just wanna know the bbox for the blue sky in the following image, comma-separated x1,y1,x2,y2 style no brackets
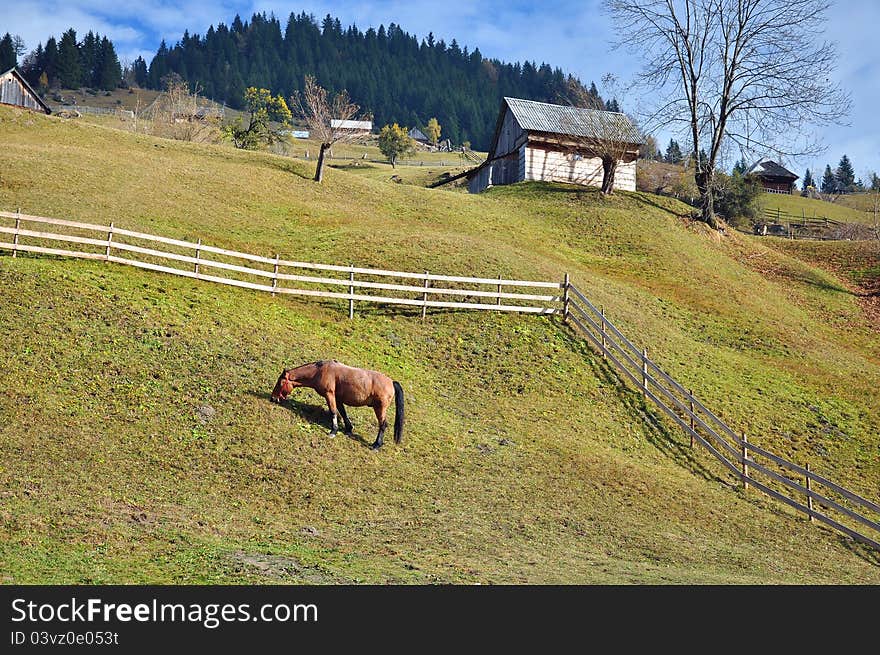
5,0,879,180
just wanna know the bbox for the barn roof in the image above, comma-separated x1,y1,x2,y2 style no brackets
503,97,642,145
330,119,372,130
0,66,51,114
747,158,799,180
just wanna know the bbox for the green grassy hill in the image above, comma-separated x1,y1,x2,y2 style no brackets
1,106,878,583
759,191,874,225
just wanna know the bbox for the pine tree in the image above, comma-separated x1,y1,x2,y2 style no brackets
0,33,16,70
821,164,837,194
43,37,59,87
97,36,121,90
80,31,99,87
131,56,148,87
56,28,82,88
665,139,683,164
801,168,814,196
835,154,855,193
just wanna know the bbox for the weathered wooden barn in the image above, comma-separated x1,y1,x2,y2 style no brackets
466,97,641,194
746,158,799,194
0,67,51,114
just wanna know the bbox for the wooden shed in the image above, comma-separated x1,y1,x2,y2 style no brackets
746,158,799,194
466,97,641,194
0,67,51,114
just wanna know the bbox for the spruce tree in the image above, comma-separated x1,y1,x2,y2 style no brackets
665,139,683,164
801,168,814,196
821,164,837,194
0,33,15,70
835,154,855,193
56,28,82,88
97,36,121,90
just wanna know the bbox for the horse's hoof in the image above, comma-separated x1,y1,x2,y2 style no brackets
370,443,382,451
328,432,337,439
344,431,353,438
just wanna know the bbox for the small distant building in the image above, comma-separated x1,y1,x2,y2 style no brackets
747,158,799,194
173,106,222,123
0,67,51,114
466,97,642,194
408,127,429,144
331,119,372,135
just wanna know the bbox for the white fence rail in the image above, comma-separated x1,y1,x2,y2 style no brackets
0,211,562,317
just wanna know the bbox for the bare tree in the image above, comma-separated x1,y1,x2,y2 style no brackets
606,0,851,228
561,74,643,195
144,73,220,143
293,75,371,182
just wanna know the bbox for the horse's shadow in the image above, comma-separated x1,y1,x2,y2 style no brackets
247,391,374,448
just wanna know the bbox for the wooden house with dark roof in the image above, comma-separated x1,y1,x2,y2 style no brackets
0,67,51,114
746,158,799,194
408,127,429,144
466,97,642,194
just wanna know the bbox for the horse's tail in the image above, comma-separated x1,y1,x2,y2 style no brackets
393,381,405,444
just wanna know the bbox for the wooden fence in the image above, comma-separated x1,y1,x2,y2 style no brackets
562,281,880,553
2,208,878,553
0,211,562,317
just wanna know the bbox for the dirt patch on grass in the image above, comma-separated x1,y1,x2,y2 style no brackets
228,551,342,584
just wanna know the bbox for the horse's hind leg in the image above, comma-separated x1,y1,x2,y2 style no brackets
338,403,353,436
371,403,388,450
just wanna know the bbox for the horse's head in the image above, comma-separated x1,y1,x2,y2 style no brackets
270,369,296,403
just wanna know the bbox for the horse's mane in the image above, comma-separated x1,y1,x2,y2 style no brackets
290,360,326,372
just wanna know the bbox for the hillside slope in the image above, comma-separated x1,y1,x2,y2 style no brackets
1,106,878,583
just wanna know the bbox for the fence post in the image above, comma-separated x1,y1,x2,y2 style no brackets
497,275,503,308
806,463,814,522
562,273,570,324
601,308,607,359
641,348,648,398
272,253,280,296
348,265,355,320
12,208,21,258
105,222,114,260
422,271,430,321
194,239,201,277
742,433,749,490
689,389,695,448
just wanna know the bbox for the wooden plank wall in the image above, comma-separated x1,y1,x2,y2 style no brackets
0,72,46,113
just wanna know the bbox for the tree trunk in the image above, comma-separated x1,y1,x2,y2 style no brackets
695,170,719,229
600,156,617,196
391,155,397,169
314,143,329,182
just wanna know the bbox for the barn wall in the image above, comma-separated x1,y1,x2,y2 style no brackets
524,147,637,192
483,110,525,188
0,72,47,113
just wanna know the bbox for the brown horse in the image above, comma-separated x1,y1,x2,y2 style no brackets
270,360,404,450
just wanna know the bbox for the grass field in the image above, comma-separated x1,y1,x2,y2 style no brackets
1,105,879,583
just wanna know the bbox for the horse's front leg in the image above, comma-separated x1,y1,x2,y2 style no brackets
338,403,354,437
325,392,339,438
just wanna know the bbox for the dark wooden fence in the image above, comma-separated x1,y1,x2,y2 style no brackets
562,279,880,552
